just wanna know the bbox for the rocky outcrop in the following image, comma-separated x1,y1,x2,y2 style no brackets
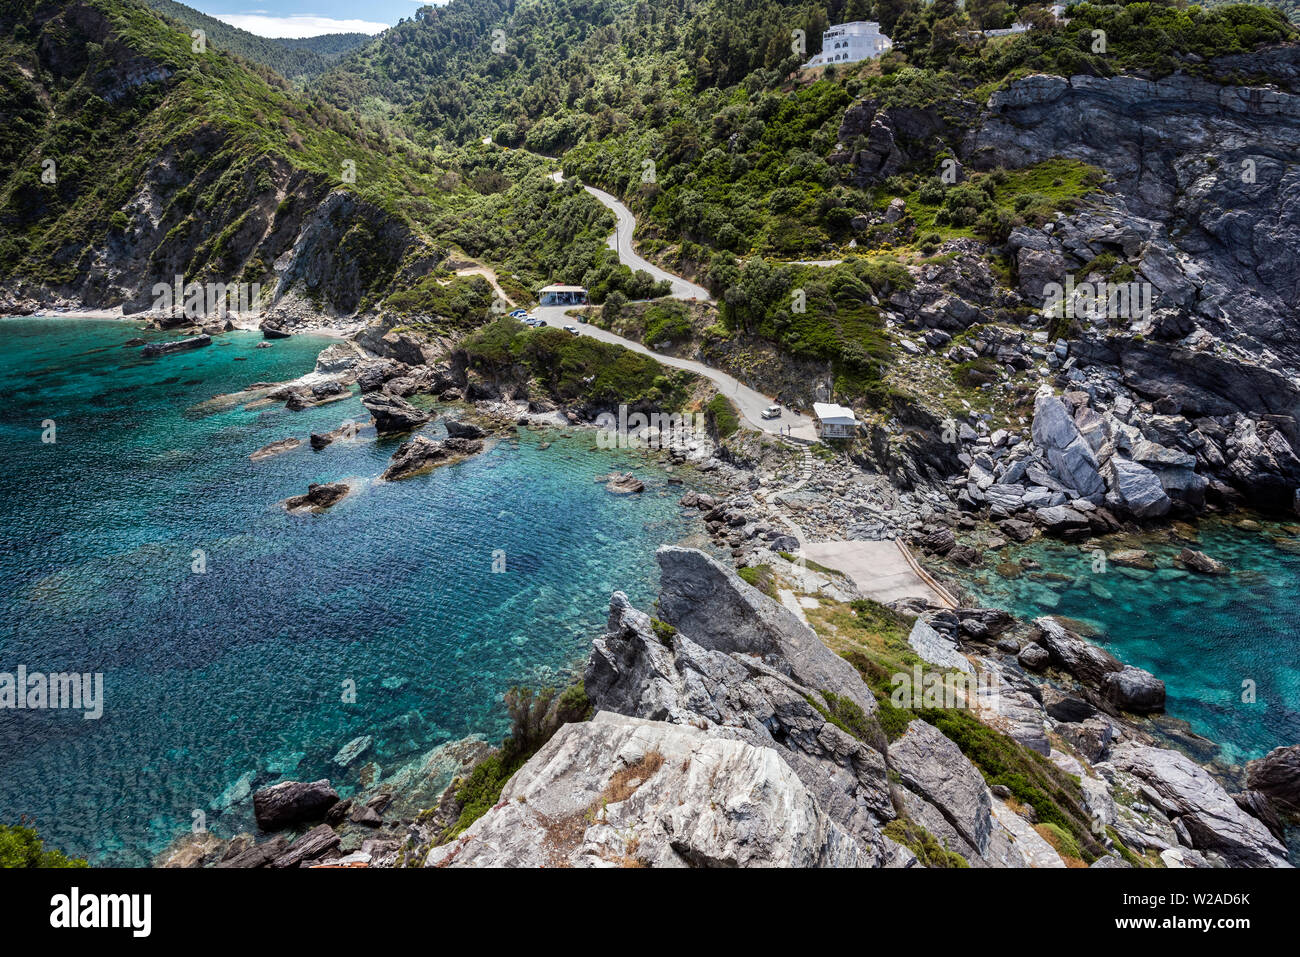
282,482,350,512
141,334,211,357
585,587,893,861
252,779,339,831
361,392,431,435
654,546,876,717
598,471,645,494
1107,743,1290,868
1031,617,1164,714
380,435,483,480
426,712,873,867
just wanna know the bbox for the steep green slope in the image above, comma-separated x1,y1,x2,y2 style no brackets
141,0,369,82
0,0,455,312
314,0,1294,276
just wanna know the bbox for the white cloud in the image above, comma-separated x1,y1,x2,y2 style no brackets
212,14,390,37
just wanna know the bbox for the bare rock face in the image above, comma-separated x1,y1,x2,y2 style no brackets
889,719,993,856
585,590,893,859
1108,743,1290,868
252,779,339,831
361,392,431,435
654,546,875,718
426,713,873,868
1032,391,1105,500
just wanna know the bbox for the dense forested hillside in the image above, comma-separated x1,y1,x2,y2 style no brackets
311,0,1293,275
142,0,368,81
0,0,685,315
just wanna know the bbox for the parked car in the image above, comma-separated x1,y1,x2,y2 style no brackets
760,405,782,420
564,325,580,335
509,309,529,319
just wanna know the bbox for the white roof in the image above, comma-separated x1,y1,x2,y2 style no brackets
813,402,857,425
539,284,586,293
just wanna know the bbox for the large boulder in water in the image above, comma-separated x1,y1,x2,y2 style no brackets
283,482,350,512
381,435,482,480
1246,744,1300,814
444,418,487,440
1101,665,1166,714
253,779,339,831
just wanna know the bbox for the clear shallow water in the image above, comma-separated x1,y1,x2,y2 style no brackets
958,520,1300,767
0,317,704,864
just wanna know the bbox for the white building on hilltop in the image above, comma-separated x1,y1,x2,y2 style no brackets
802,21,892,69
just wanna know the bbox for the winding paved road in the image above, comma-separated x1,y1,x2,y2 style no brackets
545,170,816,441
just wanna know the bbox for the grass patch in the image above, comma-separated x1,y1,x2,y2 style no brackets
737,564,777,598
882,817,969,868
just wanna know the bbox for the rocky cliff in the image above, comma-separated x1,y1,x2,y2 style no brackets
424,547,1293,868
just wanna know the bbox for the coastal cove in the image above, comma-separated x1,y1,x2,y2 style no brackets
0,316,711,865
950,519,1300,770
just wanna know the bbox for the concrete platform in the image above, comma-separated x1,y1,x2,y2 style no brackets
800,540,955,608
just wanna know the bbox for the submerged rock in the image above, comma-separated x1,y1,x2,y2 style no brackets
141,334,211,357
1177,547,1229,575
250,437,302,462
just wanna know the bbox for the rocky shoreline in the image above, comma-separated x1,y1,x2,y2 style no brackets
133,295,1298,868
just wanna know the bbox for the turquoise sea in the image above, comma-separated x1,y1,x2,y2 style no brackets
0,317,706,865
958,521,1300,769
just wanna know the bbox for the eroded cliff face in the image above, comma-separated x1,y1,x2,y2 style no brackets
968,63,1300,362
830,48,1300,515
424,547,1293,869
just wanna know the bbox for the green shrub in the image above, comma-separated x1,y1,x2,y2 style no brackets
882,817,969,868
0,824,87,868
706,393,740,439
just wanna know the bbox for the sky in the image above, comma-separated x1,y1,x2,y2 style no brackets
191,1,449,38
